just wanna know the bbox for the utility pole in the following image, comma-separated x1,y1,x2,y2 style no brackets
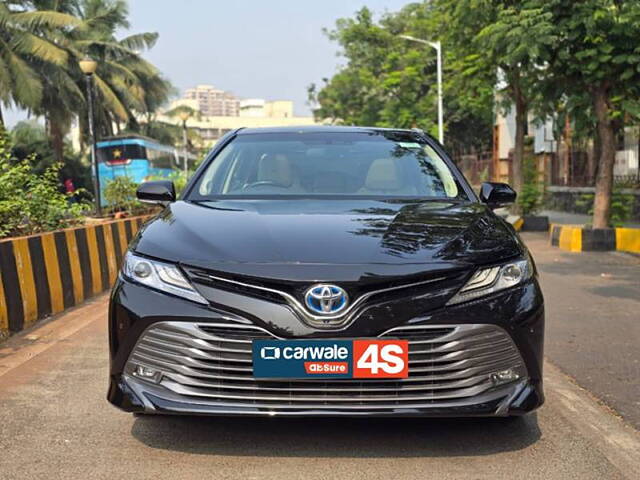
399,35,444,145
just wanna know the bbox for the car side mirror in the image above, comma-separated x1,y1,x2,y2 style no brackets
479,182,516,209
136,181,176,206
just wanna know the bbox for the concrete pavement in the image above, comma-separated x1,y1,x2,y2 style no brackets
1,238,640,479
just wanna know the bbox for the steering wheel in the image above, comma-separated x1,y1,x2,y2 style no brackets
242,180,290,190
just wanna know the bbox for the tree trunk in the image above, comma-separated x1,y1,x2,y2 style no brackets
590,127,600,185
592,85,617,229
0,104,4,129
48,120,65,164
512,84,527,198
563,114,572,185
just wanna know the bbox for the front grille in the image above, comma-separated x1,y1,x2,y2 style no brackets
185,266,468,310
183,267,470,330
125,322,526,411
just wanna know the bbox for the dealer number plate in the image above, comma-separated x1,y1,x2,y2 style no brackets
252,339,409,379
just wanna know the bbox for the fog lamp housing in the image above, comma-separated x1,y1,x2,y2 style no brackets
490,368,521,386
132,364,162,384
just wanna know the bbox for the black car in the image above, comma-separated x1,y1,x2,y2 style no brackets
108,126,544,417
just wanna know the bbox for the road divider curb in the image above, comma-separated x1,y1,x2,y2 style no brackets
0,215,151,339
506,215,523,231
549,224,640,254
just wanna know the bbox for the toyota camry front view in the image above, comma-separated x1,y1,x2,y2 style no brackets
107,126,544,417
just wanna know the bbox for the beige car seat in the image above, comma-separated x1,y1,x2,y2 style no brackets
255,153,305,192
358,157,417,195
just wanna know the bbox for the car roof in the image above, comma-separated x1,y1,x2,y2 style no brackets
236,125,423,136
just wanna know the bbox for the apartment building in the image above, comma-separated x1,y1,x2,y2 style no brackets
184,85,240,117
158,97,318,146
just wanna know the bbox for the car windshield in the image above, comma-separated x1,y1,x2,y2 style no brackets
189,131,467,200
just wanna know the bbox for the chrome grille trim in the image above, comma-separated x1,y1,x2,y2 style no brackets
125,321,527,410
192,272,453,328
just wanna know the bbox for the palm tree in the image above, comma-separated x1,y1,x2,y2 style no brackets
1,0,172,161
164,105,200,128
0,1,80,127
128,68,176,133
164,104,201,173
69,0,173,139
25,0,172,162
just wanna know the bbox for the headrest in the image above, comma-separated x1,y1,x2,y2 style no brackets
364,158,403,191
257,153,292,186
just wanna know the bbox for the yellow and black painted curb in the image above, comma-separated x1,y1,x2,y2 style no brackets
0,216,150,338
503,215,523,231
550,224,640,254
512,216,524,232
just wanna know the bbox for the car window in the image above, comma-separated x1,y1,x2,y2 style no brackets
192,132,465,199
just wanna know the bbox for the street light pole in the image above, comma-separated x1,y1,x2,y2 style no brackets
79,57,101,216
434,40,443,145
178,111,191,178
182,122,188,177
399,35,444,145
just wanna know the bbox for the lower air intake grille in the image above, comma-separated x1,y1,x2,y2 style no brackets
125,321,526,412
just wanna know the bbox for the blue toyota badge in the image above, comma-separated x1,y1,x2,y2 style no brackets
304,284,348,315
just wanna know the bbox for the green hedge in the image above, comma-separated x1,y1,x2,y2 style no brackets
0,128,86,239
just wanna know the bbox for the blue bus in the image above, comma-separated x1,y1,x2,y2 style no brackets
96,135,196,206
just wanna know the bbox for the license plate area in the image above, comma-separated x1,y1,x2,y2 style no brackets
252,339,408,379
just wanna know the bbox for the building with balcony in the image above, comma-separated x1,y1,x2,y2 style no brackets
184,85,240,117
157,97,318,146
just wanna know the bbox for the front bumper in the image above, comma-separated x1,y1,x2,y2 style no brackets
108,279,544,417
114,374,540,417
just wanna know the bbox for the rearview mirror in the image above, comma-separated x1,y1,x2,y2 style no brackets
479,182,516,209
136,181,176,205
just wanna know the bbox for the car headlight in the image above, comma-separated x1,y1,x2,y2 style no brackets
121,252,208,305
447,256,534,305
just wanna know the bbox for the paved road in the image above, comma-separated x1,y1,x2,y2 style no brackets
522,233,640,429
0,237,639,479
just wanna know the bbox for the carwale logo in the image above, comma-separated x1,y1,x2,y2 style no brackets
252,339,408,379
260,346,281,360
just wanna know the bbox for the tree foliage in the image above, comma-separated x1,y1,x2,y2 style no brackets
102,174,141,214
309,3,491,154
449,0,556,194
539,0,640,227
309,3,495,156
517,153,542,216
10,120,92,192
314,0,639,227
0,126,85,238
0,0,173,162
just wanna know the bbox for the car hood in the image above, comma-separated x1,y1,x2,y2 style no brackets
131,199,523,282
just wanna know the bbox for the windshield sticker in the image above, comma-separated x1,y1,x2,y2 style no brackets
396,142,422,149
